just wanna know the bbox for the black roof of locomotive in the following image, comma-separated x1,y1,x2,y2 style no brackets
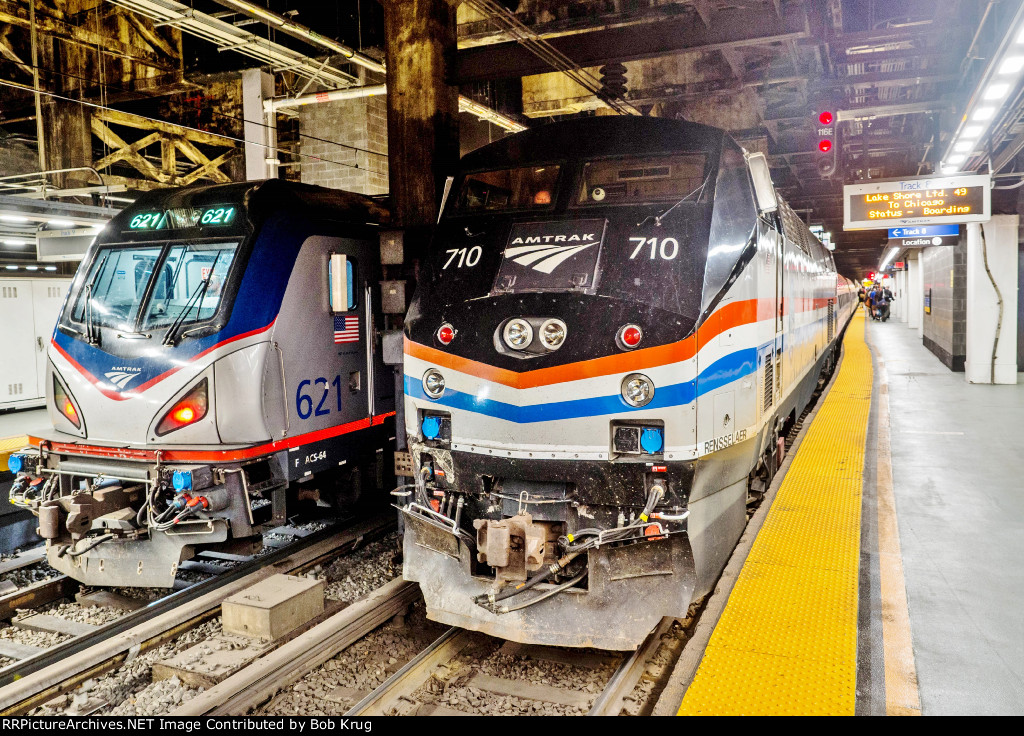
120,179,390,227
460,116,729,170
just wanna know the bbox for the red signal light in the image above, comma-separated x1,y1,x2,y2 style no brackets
819,111,834,125
818,140,832,153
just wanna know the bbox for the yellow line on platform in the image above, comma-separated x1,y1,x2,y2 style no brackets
679,312,872,716
0,435,28,469
874,355,922,716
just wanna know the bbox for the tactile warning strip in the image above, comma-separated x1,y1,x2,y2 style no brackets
0,435,28,471
679,311,871,715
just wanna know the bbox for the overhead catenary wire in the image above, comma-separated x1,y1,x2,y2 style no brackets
463,0,641,117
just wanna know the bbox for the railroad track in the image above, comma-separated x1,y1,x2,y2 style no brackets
171,571,687,718
0,511,396,715
342,618,678,716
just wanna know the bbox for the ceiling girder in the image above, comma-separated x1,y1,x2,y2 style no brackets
456,4,810,83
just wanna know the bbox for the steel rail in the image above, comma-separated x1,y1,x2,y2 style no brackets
0,511,394,714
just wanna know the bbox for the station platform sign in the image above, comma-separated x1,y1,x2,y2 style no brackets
844,174,990,231
887,225,959,239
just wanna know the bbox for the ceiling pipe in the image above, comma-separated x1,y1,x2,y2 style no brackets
223,0,527,133
264,84,387,112
263,83,526,133
210,0,386,74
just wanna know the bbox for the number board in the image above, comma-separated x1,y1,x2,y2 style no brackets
843,174,990,231
127,205,238,231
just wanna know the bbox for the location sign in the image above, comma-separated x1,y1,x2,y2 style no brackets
843,174,990,231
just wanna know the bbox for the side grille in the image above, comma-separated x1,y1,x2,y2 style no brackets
827,300,835,341
763,357,774,413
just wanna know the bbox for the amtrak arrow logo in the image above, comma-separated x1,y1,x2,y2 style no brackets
502,241,597,274
104,370,140,389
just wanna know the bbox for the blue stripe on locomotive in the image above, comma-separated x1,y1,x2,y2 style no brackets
406,348,758,423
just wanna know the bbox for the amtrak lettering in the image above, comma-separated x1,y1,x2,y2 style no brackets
494,219,607,293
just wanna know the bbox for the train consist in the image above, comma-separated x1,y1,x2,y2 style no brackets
399,117,857,649
7,180,397,587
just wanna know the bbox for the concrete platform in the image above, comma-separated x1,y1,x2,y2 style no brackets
870,317,1024,715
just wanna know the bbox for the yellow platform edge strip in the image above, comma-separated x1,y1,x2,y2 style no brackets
0,435,29,468
679,312,871,716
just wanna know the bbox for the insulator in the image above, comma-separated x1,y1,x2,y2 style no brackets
599,62,628,99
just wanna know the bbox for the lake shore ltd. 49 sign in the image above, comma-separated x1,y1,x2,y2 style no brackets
843,173,991,231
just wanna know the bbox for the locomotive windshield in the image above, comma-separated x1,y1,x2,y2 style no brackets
576,153,709,205
456,165,561,212
68,240,239,336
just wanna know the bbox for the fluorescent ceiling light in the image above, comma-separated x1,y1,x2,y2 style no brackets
879,247,898,271
44,266,56,271
973,107,996,121
962,125,985,138
947,154,967,164
24,266,38,271
48,219,75,228
1017,27,1024,43
984,83,1011,99
3,238,27,246
0,214,28,223
4,265,17,270
999,56,1024,74
954,141,974,152
941,165,960,174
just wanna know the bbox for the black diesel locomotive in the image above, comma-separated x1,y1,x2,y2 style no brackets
397,117,856,649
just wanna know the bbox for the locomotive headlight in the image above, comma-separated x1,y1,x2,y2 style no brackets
621,373,655,407
538,319,567,351
503,319,533,350
422,369,446,399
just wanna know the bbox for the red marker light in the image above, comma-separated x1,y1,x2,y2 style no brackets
819,111,834,125
172,406,196,423
53,376,81,429
437,323,455,345
156,380,209,436
819,140,833,153
618,324,643,349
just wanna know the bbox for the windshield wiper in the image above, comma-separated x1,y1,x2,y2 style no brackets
639,171,712,228
81,253,108,346
162,278,210,347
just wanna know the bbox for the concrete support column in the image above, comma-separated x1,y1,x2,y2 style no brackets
383,0,460,236
965,216,1019,384
907,252,923,334
241,69,277,181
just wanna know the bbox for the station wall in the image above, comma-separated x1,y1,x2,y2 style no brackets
299,75,389,195
920,237,967,371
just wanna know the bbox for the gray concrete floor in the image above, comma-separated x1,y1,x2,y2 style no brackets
867,319,1024,715
0,408,48,440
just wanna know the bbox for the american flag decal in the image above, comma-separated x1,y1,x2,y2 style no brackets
334,315,360,344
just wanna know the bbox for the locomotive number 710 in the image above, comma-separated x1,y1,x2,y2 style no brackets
629,237,679,260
